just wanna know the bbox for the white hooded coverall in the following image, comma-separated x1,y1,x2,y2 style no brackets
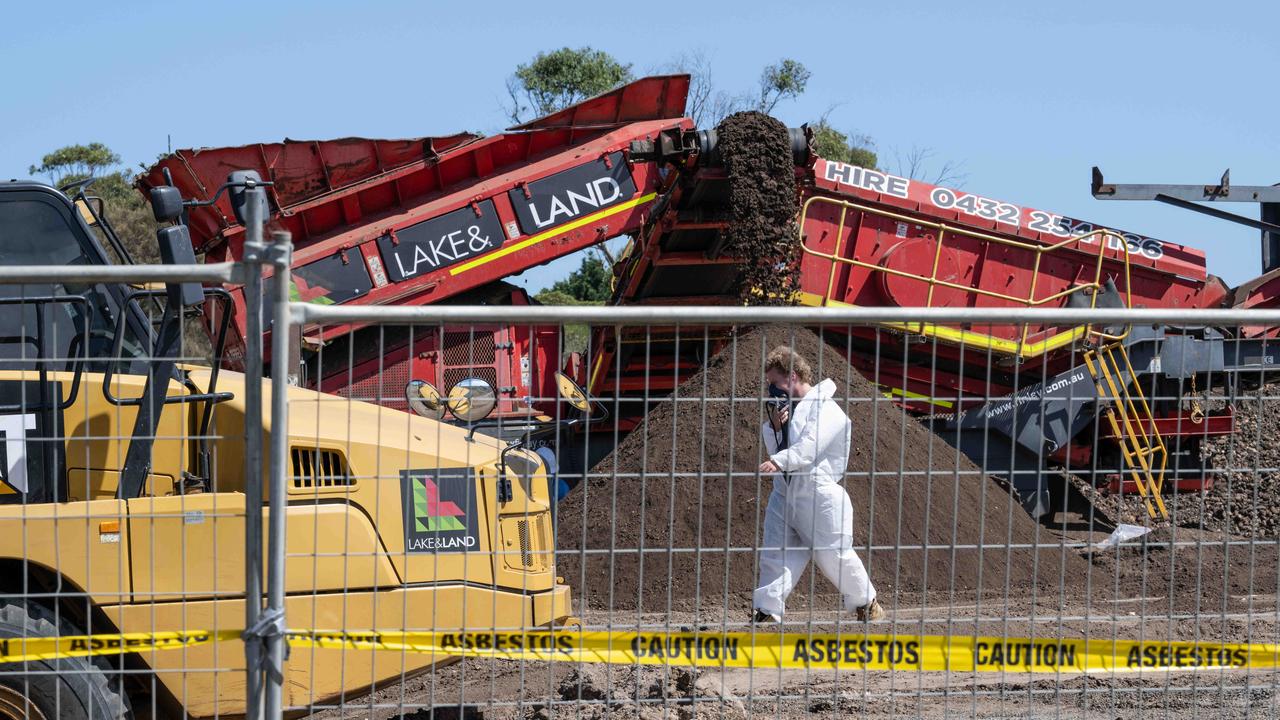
753,378,876,617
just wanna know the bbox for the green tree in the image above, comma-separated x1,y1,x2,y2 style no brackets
540,254,612,302
29,142,121,185
533,289,584,306
533,258,612,355
811,119,878,169
29,142,212,357
659,53,813,126
30,143,160,264
757,58,811,114
506,47,632,124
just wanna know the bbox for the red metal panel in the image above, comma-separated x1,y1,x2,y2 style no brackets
509,75,690,130
812,158,1211,283
1106,476,1213,494
795,158,1219,356
314,319,554,421
270,122,675,350
1100,408,1235,439
138,80,693,361
1229,266,1280,337
138,135,478,252
530,325,561,412
139,76,691,259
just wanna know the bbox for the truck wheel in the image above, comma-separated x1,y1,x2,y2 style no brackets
0,602,130,720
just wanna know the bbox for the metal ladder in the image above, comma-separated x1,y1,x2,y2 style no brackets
1084,340,1169,519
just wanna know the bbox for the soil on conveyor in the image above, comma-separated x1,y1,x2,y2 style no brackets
716,112,800,305
555,326,1093,614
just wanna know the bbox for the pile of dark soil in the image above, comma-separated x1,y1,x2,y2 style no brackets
1083,527,1279,613
716,112,799,305
555,326,1090,613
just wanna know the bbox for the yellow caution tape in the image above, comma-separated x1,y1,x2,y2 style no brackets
5,628,1277,674
0,630,239,663
290,630,1278,673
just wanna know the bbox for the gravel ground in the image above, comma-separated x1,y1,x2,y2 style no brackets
1068,383,1280,539
1198,383,1280,538
303,587,1280,720
304,658,1280,719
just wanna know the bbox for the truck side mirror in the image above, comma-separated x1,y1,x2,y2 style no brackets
149,186,185,222
405,379,445,420
227,170,267,226
156,225,205,308
75,197,105,226
447,378,497,423
555,371,593,415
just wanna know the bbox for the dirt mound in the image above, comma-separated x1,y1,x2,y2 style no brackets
717,112,799,305
1083,526,1280,612
556,665,745,720
556,326,1090,613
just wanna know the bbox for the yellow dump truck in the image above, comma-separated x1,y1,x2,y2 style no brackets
0,179,573,718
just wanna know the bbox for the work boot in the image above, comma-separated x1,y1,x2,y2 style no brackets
752,609,781,624
855,598,885,622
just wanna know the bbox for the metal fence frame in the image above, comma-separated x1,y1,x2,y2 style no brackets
6,250,1280,718
293,304,1280,327
285,301,1280,718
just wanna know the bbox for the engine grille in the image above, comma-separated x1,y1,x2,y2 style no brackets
517,519,532,567
443,367,498,391
499,515,548,572
335,354,413,410
290,448,353,489
443,331,496,365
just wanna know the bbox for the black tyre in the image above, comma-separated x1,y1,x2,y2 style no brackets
0,602,130,719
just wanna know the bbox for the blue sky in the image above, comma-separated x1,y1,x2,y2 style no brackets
3,0,1276,288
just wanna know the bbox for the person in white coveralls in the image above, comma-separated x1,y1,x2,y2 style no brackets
752,345,884,623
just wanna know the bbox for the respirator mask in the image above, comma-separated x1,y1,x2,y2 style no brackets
767,384,790,415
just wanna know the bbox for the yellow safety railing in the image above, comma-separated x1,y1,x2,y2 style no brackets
796,195,1136,359
796,195,1169,512
1083,341,1170,519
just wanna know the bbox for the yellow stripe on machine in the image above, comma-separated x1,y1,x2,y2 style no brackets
450,193,658,276
8,628,1278,674
794,291,1086,358
884,387,954,409
588,352,606,394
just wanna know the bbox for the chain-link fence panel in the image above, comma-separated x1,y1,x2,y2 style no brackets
270,304,1279,720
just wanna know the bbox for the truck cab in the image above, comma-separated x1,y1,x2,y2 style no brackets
0,180,572,719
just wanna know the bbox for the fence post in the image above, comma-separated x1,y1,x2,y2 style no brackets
264,230,293,719
241,190,267,720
